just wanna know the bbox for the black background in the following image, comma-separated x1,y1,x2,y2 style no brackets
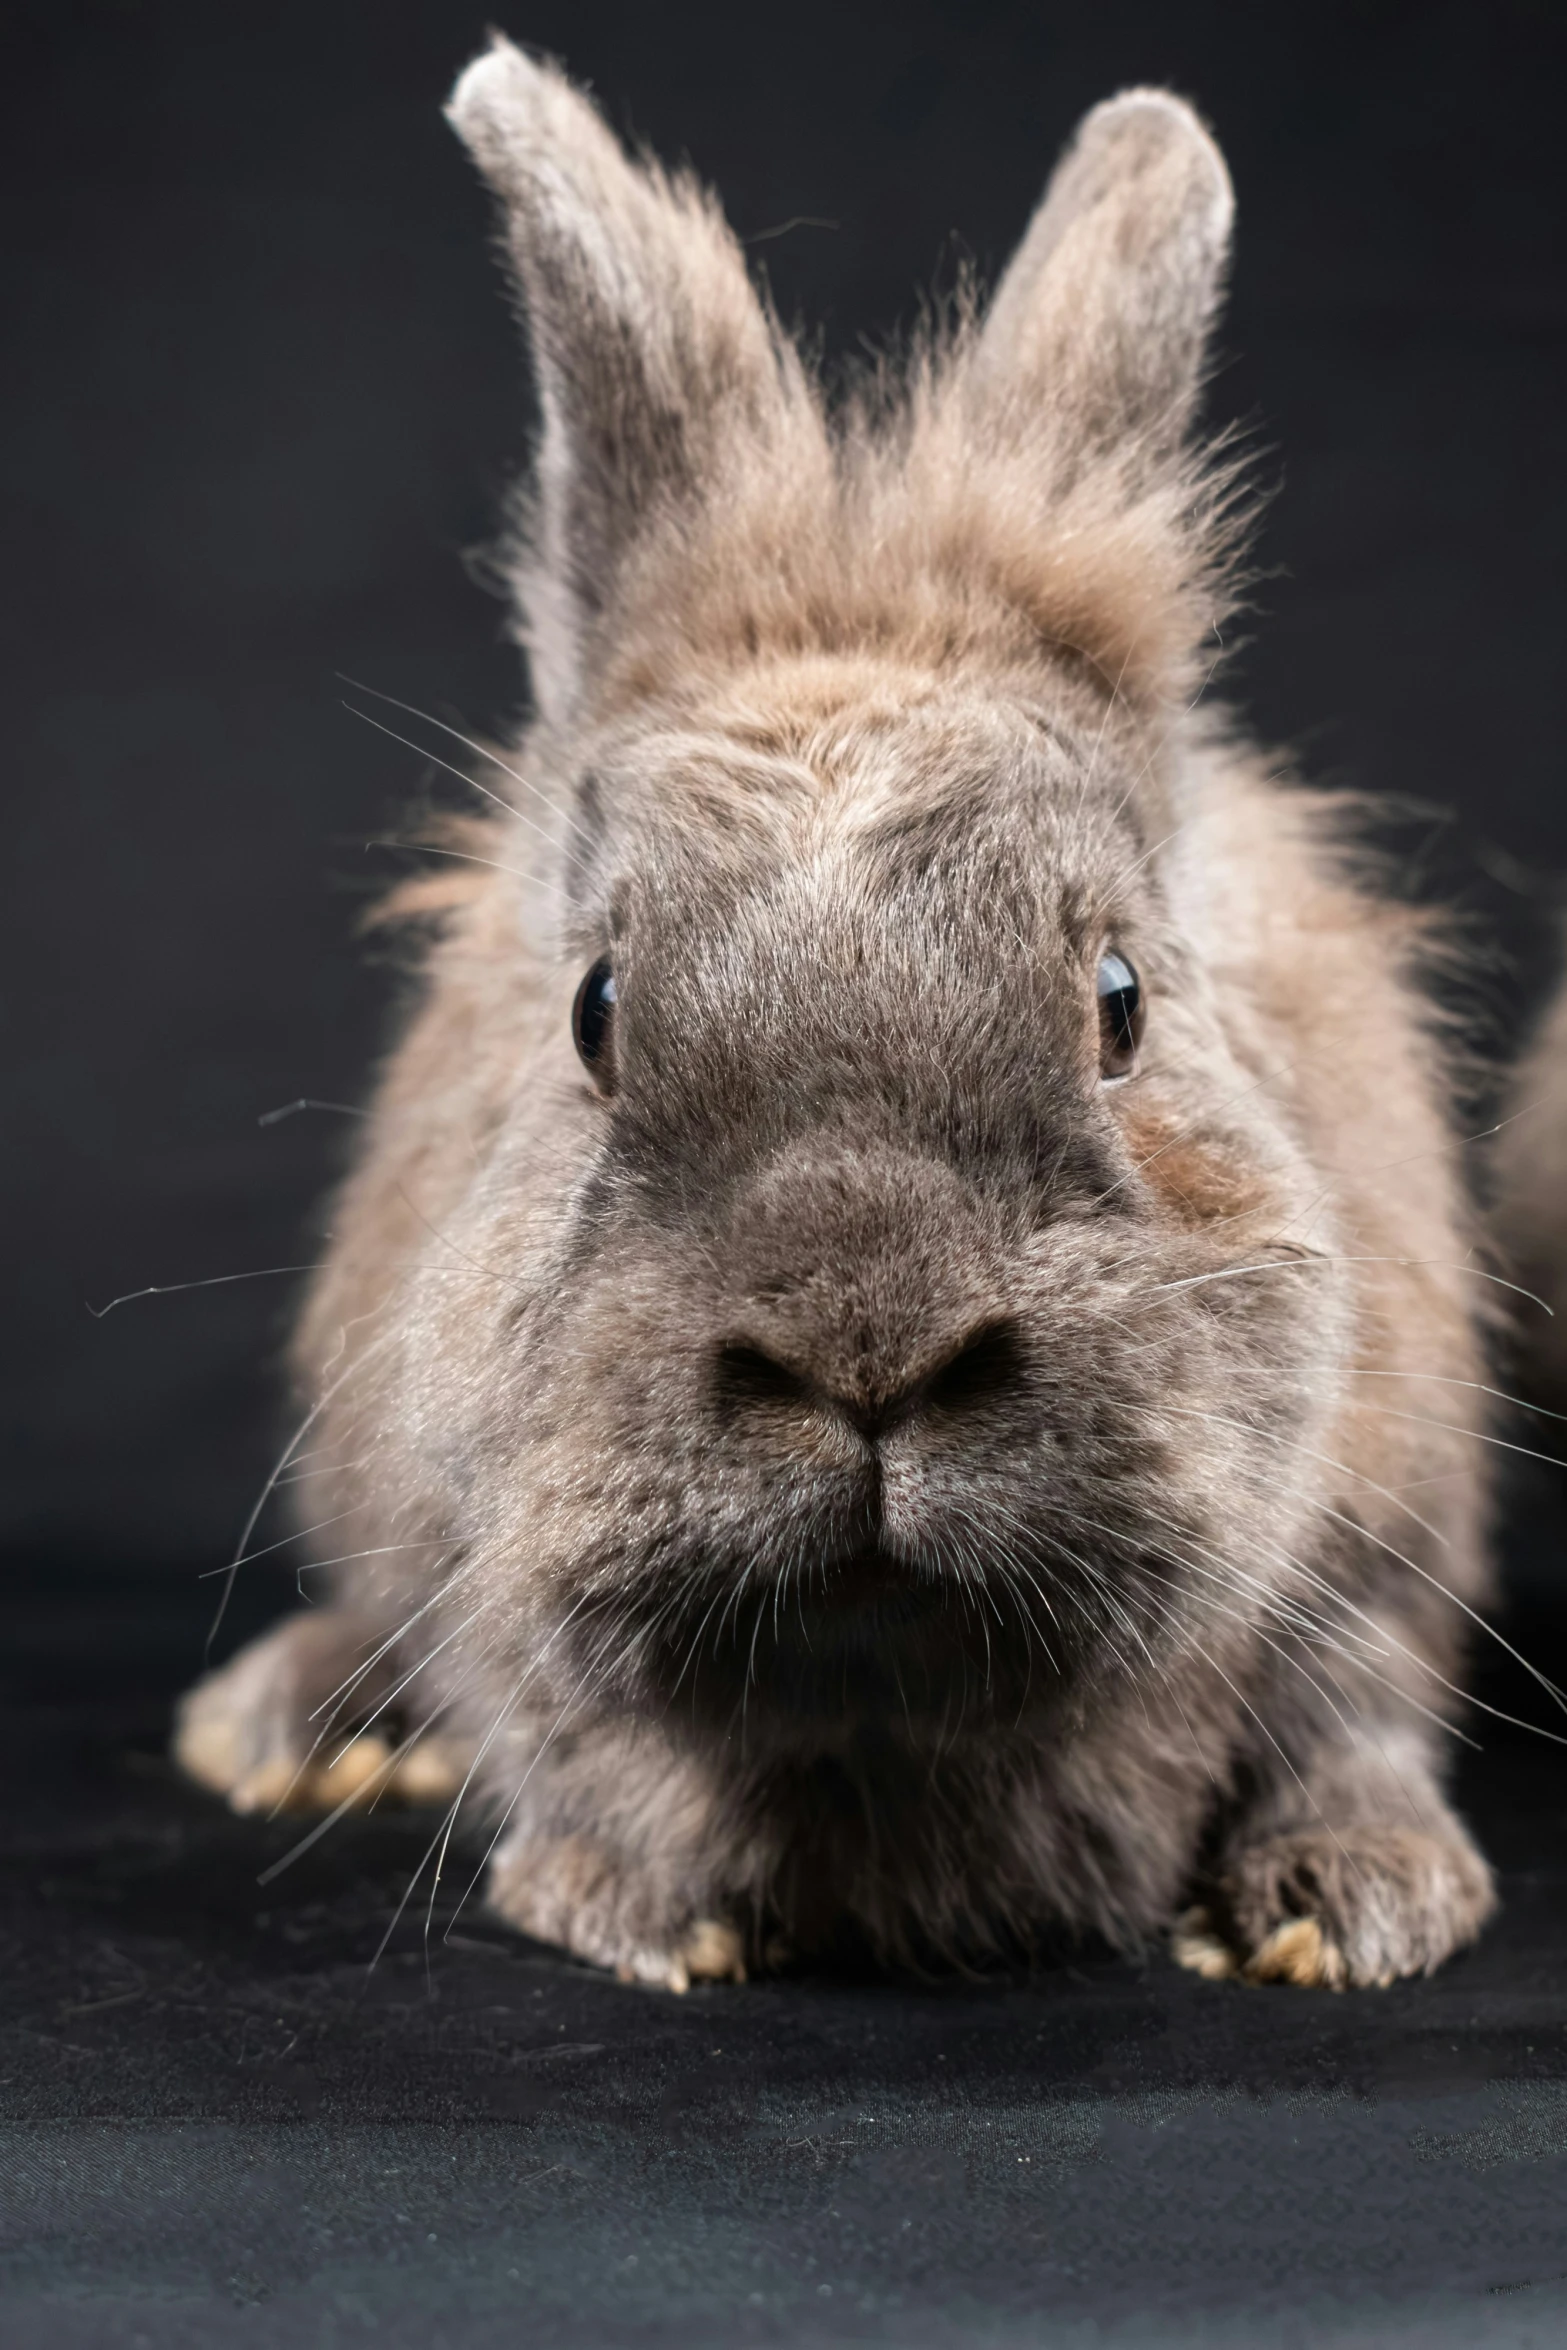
7,0,1567,1612
7,12,1567,2342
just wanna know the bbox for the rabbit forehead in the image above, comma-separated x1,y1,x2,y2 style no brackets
589,784,1159,1185
578,655,1156,914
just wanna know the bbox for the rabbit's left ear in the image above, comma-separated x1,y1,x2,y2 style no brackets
971,90,1233,472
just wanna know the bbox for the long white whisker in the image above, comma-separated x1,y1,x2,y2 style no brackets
207,1327,398,1658
369,836,548,889
199,1535,446,1585
365,1587,602,1968
87,1264,318,1317
337,673,595,846
343,701,561,857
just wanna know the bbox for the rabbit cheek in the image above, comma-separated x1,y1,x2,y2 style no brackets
1116,1113,1275,1234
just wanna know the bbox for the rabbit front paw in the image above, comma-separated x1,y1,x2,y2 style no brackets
173,1609,470,1816
1173,1823,1496,1990
487,1828,746,1991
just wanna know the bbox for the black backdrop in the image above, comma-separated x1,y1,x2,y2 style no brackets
7,0,1567,1628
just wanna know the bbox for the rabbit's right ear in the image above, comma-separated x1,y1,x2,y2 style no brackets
448,39,801,727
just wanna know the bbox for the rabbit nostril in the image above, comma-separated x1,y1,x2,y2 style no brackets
713,1341,810,1412
923,1319,1026,1414
714,1322,1024,1431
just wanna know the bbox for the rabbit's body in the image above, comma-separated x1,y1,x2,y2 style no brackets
177,44,1496,1989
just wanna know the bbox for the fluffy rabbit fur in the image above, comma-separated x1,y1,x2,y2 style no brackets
1497,971,1567,1400
177,38,1501,1992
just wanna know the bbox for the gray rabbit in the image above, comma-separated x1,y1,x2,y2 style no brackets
177,39,1498,1992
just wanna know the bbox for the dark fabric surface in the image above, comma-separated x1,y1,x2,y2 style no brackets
7,1555,1567,2347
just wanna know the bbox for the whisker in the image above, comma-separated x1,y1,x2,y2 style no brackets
1336,1398,1567,1475
438,1630,632,1947
391,1180,533,1301
87,1265,318,1317
257,1097,367,1126
198,1532,442,1583
195,1505,360,1576
207,1327,399,1658
1132,1552,1457,1824
1136,1251,1554,1321
255,1738,408,1885
336,673,595,847
368,836,548,889
305,1555,485,1731
1154,1401,1452,1546
366,1587,601,1968
286,1538,454,1586
1310,1494,1567,1722
343,701,559,857
1145,1595,1368,1886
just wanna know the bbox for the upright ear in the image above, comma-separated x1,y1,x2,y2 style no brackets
970,90,1233,474
448,39,802,727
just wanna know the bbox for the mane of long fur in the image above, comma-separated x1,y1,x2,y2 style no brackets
587,318,1251,723
511,291,1253,739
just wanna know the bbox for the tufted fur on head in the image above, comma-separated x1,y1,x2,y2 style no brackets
177,39,1500,1992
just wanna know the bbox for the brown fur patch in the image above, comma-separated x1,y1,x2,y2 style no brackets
1118,1103,1276,1230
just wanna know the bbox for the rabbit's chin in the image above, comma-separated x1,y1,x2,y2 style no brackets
594,1545,1075,1738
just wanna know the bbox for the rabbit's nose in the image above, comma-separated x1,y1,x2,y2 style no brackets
713,1317,1024,1439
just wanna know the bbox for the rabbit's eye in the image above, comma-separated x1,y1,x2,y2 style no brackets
572,959,617,1088
1097,950,1143,1080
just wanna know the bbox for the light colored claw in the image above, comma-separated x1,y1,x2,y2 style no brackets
1170,1904,1239,1981
230,1755,308,1815
231,1731,395,1816
315,1731,396,1807
681,1918,747,1983
1241,1915,1349,1991
387,1734,470,1807
614,1919,747,1994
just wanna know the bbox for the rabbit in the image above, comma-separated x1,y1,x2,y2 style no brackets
175,35,1503,1993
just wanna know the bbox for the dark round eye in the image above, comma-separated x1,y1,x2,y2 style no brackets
572,959,617,1086
1096,949,1144,1080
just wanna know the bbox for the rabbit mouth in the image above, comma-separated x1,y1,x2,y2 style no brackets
809,1545,943,1614
621,1540,1063,1735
